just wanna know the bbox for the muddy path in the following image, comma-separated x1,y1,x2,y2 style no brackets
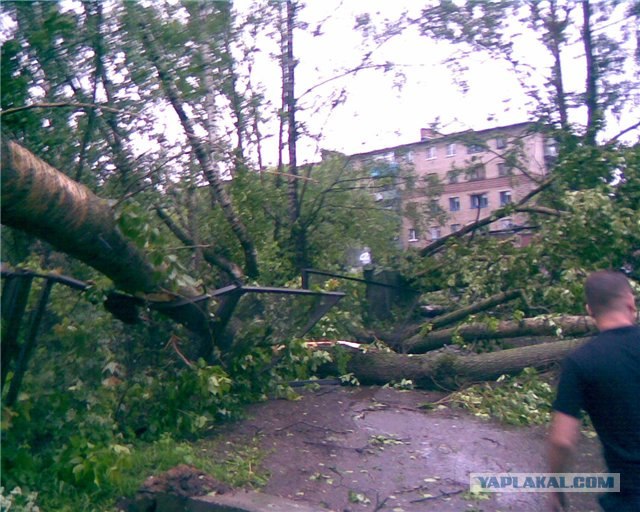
201,386,605,512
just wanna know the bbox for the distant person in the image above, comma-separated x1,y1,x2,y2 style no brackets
359,248,371,266
548,270,639,511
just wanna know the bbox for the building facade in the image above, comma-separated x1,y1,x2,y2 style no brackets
348,122,554,249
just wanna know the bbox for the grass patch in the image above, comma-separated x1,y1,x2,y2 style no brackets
21,434,269,512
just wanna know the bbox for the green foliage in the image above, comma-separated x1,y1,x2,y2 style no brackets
2,1,638,509
407,140,639,320
119,434,269,496
1,278,325,510
384,378,415,390
306,276,367,338
447,368,554,426
298,154,404,276
348,490,371,504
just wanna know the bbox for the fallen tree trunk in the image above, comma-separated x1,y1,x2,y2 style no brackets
326,338,588,390
401,315,595,354
499,336,560,349
1,137,157,294
396,289,523,345
0,137,216,344
426,290,523,330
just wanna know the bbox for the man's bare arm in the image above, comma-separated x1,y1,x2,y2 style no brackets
549,411,581,470
548,411,581,510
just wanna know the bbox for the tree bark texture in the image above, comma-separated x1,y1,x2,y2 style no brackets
401,315,596,354
285,0,309,272
338,338,587,390
1,137,158,294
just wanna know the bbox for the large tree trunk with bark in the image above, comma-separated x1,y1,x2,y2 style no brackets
1,137,218,356
331,338,587,390
582,0,599,145
1,137,158,294
400,315,596,354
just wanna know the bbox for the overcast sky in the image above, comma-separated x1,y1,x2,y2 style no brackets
1,0,636,167
237,0,637,165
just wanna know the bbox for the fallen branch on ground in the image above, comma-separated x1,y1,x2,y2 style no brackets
400,315,595,354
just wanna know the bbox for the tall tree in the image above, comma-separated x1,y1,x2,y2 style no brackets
415,0,639,142
128,3,260,279
284,0,309,272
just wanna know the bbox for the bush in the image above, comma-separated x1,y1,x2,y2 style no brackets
1,282,326,510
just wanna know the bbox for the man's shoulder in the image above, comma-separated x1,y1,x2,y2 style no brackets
567,325,640,367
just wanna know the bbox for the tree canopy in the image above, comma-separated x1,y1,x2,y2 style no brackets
1,1,638,510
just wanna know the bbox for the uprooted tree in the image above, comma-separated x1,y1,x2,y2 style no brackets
4,135,637,392
2,3,640,510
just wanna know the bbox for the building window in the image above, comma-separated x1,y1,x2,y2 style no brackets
497,162,512,176
451,223,461,233
380,151,395,162
430,227,441,240
544,140,558,157
467,165,486,181
426,147,436,160
467,143,484,154
500,190,512,206
446,143,456,157
470,193,489,209
449,196,460,212
500,218,514,230
447,171,458,184
495,137,507,149
408,228,418,242
429,199,441,214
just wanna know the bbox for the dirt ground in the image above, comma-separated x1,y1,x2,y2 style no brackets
199,385,606,512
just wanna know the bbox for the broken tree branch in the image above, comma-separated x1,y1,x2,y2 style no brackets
401,315,596,354
394,289,523,351
155,206,244,281
419,177,556,257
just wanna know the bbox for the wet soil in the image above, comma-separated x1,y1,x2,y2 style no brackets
202,385,606,512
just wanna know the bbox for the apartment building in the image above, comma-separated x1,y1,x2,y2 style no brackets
348,122,554,249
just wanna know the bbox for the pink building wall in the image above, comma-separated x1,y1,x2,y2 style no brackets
349,122,552,249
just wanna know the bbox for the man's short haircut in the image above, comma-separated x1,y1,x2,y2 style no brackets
585,270,633,316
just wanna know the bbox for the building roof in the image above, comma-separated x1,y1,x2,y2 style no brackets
348,121,536,160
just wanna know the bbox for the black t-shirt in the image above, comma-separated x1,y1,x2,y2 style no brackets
553,325,640,494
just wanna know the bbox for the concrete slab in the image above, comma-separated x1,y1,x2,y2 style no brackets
188,490,327,512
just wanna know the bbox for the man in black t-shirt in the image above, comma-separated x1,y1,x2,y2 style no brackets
548,270,639,511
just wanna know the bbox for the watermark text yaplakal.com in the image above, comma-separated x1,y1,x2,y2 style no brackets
470,473,620,493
